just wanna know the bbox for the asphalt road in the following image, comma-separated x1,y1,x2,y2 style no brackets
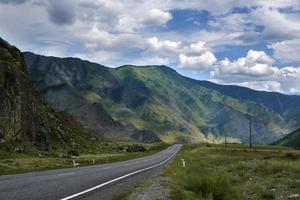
0,144,181,200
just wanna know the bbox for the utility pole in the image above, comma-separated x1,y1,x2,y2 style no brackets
224,131,227,148
249,117,252,149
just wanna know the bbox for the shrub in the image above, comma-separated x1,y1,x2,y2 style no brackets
261,191,275,200
283,152,298,160
67,150,79,156
183,172,239,200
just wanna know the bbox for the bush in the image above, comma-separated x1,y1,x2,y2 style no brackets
67,150,79,156
283,152,298,160
184,172,239,200
125,145,147,152
261,191,275,200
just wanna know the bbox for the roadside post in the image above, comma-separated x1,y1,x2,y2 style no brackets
73,160,79,167
181,158,186,168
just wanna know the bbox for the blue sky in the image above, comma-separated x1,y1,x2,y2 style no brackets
0,0,300,94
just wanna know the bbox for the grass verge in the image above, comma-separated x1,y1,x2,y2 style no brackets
0,142,169,176
165,144,300,200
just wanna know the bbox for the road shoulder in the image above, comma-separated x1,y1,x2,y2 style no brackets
116,160,172,200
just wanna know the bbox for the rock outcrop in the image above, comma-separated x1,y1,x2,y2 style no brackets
0,38,89,150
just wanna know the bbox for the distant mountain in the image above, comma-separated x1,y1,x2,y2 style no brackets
23,52,300,144
274,128,300,149
0,38,99,151
196,81,300,120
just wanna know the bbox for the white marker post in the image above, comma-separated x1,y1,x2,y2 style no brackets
93,159,95,164
181,158,186,168
73,160,79,167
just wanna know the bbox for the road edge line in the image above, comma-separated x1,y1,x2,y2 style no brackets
60,146,180,200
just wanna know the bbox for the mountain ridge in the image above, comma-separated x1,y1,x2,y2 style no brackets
274,127,300,148
23,52,300,144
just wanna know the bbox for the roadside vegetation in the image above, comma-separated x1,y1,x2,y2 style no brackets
0,142,168,176
165,144,300,200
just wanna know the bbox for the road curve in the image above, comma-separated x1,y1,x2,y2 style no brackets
0,144,181,200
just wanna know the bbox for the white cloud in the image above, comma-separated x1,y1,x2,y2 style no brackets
179,52,217,70
268,39,300,63
73,50,117,65
1,0,300,94
213,50,276,80
228,81,282,93
189,41,209,53
245,50,274,65
116,9,172,32
145,38,217,68
147,37,180,55
250,7,300,40
131,55,170,66
79,25,145,52
144,9,172,26
38,45,68,57
210,50,300,94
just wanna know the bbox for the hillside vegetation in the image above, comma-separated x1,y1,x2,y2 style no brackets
274,128,300,149
24,53,300,144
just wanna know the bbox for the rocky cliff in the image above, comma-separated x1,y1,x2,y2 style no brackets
0,38,93,150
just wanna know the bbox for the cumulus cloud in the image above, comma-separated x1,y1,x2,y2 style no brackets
268,39,300,63
189,41,210,53
81,25,144,49
177,40,216,69
144,9,172,26
147,37,180,55
250,7,300,41
116,9,172,32
212,50,275,80
211,50,300,94
179,52,217,70
1,0,300,93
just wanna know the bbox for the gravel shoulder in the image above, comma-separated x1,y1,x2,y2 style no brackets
115,156,176,200
127,175,171,200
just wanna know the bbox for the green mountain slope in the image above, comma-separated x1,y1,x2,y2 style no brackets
274,128,300,149
0,38,101,152
23,52,299,144
23,52,160,143
197,81,300,122
109,66,291,143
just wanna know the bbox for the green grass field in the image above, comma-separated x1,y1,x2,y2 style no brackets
165,144,300,200
0,143,168,176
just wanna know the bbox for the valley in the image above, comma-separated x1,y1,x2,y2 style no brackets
23,53,300,145
0,38,299,200
1,1,300,199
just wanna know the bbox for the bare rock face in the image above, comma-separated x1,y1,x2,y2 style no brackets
0,38,85,150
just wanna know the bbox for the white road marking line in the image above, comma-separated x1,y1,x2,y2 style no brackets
60,147,180,200
58,172,75,177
